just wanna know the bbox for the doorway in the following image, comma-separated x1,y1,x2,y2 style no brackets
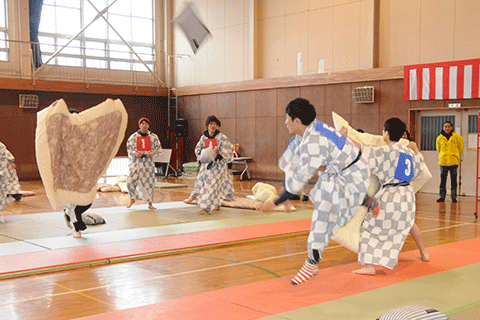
413,108,479,197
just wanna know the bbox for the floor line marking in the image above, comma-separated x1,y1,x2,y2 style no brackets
34,275,116,308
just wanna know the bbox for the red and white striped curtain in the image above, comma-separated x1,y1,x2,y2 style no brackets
404,58,480,101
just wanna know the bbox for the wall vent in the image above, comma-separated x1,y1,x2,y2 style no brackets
19,94,39,109
352,86,374,103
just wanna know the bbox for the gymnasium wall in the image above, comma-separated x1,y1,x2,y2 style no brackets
174,0,480,87
0,88,168,180
177,66,480,181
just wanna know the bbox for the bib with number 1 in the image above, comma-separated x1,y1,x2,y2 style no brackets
205,138,219,154
315,121,346,150
137,136,151,151
394,152,414,182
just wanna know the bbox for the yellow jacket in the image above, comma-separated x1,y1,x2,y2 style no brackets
436,131,464,166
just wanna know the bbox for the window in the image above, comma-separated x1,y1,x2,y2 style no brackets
0,0,8,62
38,0,155,71
420,116,455,151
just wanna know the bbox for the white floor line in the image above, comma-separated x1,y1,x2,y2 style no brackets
2,222,475,306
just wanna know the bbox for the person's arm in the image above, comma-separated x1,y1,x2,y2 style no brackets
458,134,464,156
147,134,162,158
126,134,141,159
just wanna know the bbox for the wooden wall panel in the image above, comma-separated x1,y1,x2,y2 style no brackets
0,89,167,179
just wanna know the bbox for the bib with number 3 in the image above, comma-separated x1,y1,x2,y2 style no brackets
394,152,414,182
137,136,151,152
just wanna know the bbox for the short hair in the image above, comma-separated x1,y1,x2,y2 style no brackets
69,109,80,114
384,118,406,142
444,121,453,126
285,98,316,125
205,115,221,128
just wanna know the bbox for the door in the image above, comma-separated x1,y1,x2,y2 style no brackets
415,109,477,197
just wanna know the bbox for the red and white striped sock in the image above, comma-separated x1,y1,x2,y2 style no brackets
291,260,318,285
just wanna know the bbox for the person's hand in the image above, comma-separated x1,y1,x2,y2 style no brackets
10,164,16,170
408,141,420,153
134,152,142,159
147,151,155,158
339,126,348,136
256,200,276,212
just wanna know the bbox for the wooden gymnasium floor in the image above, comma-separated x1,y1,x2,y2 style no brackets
0,177,479,320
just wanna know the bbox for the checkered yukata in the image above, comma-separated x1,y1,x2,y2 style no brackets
126,130,162,203
0,143,9,213
284,120,370,262
190,130,234,212
358,142,424,269
5,149,21,196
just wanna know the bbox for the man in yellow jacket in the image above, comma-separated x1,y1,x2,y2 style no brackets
436,121,464,203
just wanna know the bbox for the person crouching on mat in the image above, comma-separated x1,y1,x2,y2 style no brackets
256,98,370,285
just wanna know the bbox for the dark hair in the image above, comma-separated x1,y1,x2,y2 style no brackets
69,109,80,114
444,121,453,127
357,128,365,133
285,98,316,125
384,118,406,142
205,115,221,128
404,130,413,141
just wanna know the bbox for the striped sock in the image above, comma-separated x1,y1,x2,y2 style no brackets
291,260,318,285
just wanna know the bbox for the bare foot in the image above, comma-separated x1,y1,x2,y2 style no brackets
420,250,430,262
197,209,208,215
64,214,73,229
126,199,135,208
352,265,376,275
73,231,82,238
148,203,156,210
184,197,194,204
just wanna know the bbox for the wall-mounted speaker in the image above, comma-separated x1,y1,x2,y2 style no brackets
352,86,374,103
19,94,39,109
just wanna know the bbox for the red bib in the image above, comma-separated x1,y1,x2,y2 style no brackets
137,136,151,151
205,138,219,154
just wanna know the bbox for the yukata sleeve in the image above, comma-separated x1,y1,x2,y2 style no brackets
284,134,326,195
218,134,233,163
0,144,7,179
194,137,204,159
413,151,425,179
5,150,14,163
151,133,162,155
126,133,137,157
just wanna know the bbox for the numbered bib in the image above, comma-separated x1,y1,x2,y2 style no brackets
394,152,414,182
315,121,346,150
205,138,219,154
137,136,151,152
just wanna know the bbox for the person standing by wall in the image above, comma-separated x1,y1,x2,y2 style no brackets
126,117,162,210
436,121,464,203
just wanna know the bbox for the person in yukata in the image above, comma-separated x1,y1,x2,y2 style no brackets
126,117,162,210
184,115,234,214
5,149,23,202
59,109,93,238
257,98,371,285
0,142,10,223
353,118,425,275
